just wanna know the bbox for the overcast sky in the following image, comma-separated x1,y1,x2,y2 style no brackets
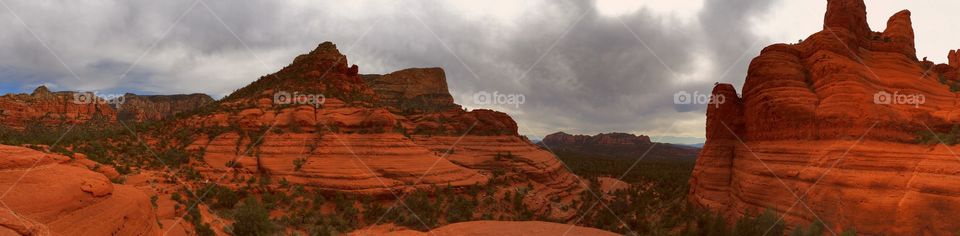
1,0,958,144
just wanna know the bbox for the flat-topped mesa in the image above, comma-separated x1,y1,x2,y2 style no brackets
541,131,699,160
363,67,459,114
118,93,215,120
542,132,652,146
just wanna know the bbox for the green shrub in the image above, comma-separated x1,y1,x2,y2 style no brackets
293,158,307,171
916,125,960,145
232,198,277,236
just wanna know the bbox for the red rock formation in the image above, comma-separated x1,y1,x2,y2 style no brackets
175,42,586,220
542,132,699,160
543,132,652,146
363,68,458,114
949,49,959,68
0,86,117,129
0,145,159,235
689,0,960,234
0,86,215,128
118,93,214,120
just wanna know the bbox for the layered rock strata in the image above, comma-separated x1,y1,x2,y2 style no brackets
689,0,960,234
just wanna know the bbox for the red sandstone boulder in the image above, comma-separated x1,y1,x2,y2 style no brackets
0,145,159,235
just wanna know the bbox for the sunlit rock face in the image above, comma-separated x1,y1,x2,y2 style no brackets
173,42,587,220
689,0,960,234
0,145,160,235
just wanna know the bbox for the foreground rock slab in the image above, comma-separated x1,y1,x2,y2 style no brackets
0,145,159,235
350,221,620,236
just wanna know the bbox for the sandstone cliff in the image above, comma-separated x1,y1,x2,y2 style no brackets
362,68,459,114
118,93,215,121
688,0,960,234
173,42,586,220
0,86,216,128
0,86,117,129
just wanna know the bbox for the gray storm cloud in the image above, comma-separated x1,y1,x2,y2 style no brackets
0,0,783,143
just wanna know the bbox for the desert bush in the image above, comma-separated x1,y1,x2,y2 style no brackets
232,198,277,236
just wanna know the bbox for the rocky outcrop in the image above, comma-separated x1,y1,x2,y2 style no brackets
0,87,216,128
543,132,652,146
0,86,117,129
118,93,214,120
689,0,960,234
0,145,159,235
950,49,959,68
363,68,459,114
175,42,585,219
542,132,699,160
823,0,870,38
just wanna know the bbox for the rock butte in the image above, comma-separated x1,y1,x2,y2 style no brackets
0,145,159,235
542,132,699,159
119,93,215,121
688,0,960,234
173,42,588,220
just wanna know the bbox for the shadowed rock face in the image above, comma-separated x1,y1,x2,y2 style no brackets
175,42,586,220
362,67,459,114
688,0,960,234
118,93,215,121
543,132,652,146
541,132,699,160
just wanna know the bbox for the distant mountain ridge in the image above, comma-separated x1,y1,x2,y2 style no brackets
0,85,214,129
541,132,699,160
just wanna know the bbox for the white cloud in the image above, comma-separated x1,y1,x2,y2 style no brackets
5,1,953,143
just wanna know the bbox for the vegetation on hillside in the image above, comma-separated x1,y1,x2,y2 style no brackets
553,150,857,235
